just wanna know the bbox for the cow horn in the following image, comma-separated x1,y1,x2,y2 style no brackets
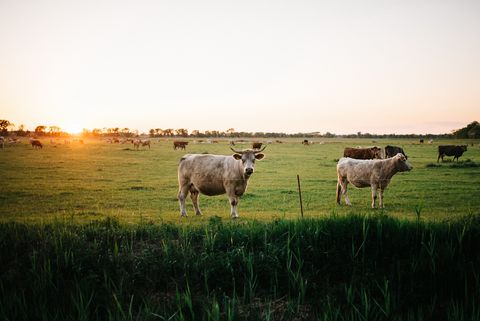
230,147,244,154
255,146,267,153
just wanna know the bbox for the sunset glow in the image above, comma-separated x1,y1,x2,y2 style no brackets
1,0,479,134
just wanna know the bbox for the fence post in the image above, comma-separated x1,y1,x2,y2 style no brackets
297,174,304,218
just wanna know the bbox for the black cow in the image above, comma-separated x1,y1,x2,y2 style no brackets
437,145,467,162
385,145,407,159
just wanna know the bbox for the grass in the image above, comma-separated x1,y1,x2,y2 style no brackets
1,214,480,320
0,138,479,223
1,138,480,319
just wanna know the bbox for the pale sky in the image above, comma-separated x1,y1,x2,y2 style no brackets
1,0,479,134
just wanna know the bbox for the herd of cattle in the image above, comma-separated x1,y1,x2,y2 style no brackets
176,143,471,218
0,135,475,218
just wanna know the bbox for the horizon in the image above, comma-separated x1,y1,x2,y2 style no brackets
1,0,479,135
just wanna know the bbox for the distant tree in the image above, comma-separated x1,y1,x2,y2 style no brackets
190,129,200,137
16,124,27,136
324,132,335,138
92,128,102,136
452,121,480,139
0,120,13,136
35,125,47,136
226,128,235,137
49,126,61,136
164,128,174,136
149,129,155,137
155,128,163,137
175,128,188,137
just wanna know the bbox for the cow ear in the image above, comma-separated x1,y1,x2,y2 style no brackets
233,153,242,160
255,153,265,160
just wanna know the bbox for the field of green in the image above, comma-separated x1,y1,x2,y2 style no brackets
1,137,480,320
1,137,479,223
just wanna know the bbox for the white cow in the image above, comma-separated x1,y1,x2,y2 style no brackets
336,153,412,208
177,147,266,218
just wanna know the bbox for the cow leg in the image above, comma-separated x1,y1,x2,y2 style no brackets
229,196,240,218
339,178,351,206
177,183,190,217
189,187,202,216
371,185,377,208
379,187,385,208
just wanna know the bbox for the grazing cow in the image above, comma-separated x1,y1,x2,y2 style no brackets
132,139,150,150
252,142,262,150
141,140,151,149
336,153,412,208
177,147,266,218
173,141,188,150
302,139,309,145
419,139,424,144
343,147,382,159
385,145,408,159
30,139,43,149
437,145,467,162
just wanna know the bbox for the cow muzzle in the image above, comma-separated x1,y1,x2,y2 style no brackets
245,168,254,176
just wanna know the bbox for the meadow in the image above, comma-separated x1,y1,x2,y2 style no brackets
0,137,479,223
1,137,480,320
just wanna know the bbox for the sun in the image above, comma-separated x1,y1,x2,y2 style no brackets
63,123,84,135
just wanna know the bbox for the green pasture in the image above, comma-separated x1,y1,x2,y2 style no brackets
0,138,479,223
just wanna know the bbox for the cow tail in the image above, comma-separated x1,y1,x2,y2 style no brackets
336,180,341,204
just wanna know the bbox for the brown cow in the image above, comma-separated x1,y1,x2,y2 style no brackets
174,141,189,150
343,147,382,159
252,142,262,149
30,139,43,149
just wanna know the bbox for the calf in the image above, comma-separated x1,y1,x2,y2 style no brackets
437,145,467,162
343,147,382,159
336,153,412,208
177,147,266,218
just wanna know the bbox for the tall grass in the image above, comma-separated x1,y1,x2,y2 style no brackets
1,214,480,320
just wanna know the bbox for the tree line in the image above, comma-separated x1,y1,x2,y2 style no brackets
1,119,479,139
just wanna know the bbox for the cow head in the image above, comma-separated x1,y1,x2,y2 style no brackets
231,146,266,177
461,145,468,151
371,147,383,159
394,153,412,172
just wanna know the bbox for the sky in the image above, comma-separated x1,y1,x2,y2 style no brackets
0,0,479,135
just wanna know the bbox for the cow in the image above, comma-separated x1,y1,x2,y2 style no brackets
30,139,43,149
302,139,309,145
343,147,382,159
174,141,188,150
336,153,412,208
419,139,424,144
252,142,262,150
131,139,149,150
385,145,407,159
437,145,467,162
141,139,151,149
177,146,266,218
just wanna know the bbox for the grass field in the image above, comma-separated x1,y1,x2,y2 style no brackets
1,137,480,320
1,137,479,223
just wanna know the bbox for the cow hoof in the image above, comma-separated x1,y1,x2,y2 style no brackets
195,212,202,216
